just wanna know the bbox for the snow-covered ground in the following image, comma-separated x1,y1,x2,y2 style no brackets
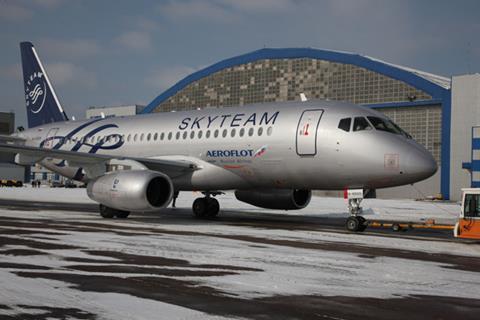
0,187,476,319
0,186,461,223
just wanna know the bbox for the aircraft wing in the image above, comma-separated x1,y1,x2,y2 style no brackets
0,143,198,178
0,135,26,144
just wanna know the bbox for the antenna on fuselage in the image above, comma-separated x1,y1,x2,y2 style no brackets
100,112,105,119
300,93,308,102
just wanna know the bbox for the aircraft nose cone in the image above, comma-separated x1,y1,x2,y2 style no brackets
405,148,437,181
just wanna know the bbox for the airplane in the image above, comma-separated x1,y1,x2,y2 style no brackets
0,42,437,232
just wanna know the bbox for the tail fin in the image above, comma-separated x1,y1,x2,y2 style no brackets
20,41,69,128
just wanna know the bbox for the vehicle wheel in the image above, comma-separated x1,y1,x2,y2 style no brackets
99,204,115,218
192,198,207,218
206,198,220,218
346,216,362,232
115,210,130,219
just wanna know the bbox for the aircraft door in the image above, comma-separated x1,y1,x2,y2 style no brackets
296,109,324,156
43,128,58,149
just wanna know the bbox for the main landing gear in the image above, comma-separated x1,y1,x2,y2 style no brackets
192,192,222,219
345,191,367,232
99,204,130,219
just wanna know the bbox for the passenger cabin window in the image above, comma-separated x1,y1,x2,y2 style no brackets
464,194,480,218
353,117,372,132
338,118,351,132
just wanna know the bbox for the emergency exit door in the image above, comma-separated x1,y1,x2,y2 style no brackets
296,109,324,156
43,128,58,149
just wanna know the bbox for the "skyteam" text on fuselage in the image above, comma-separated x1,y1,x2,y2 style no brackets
178,111,279,130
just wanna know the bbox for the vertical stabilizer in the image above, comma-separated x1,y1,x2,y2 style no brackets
20,41,68,128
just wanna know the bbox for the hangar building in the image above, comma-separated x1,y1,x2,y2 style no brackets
141,48,480,200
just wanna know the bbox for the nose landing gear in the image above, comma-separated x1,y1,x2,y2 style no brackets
345,189,367,232
192,192,222,219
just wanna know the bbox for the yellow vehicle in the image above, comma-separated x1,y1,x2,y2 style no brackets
0,179,23,187
454,188,480,240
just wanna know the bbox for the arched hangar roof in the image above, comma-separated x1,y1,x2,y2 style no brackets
142,47,451,114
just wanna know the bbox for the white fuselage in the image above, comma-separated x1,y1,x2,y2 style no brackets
17,100,437,191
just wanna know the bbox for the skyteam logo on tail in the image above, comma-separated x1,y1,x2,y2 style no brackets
25,72,47,114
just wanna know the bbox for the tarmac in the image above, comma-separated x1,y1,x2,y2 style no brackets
0,196,480,319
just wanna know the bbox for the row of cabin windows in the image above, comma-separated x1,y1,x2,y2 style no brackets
62,126,273,145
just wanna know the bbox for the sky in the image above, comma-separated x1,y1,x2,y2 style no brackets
1,0,479,127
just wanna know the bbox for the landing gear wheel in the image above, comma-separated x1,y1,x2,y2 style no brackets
357,216,367,232
206,198,220,218
346,216,366,232
115,210,130,219
192,197,220,219
99,205,130,219
193,198,208,218
99,204,115,219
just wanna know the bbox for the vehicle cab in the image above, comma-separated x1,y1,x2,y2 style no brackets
454,188,480,239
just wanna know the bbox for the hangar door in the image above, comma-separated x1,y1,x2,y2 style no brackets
296,109,324,156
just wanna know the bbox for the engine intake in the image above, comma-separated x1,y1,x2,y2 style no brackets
87,170,173,212
235,189,311,210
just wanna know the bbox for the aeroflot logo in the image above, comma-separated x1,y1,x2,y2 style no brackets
179,111,279,130
207,145,268,158
207,149,254,157
25,72,47,114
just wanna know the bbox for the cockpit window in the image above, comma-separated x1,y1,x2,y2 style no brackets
367,116,412,139
389,121,413,139
353,117,372,132
338,118,351,132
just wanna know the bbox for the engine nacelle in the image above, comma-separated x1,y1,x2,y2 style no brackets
87,170,173,212
235,189,312,210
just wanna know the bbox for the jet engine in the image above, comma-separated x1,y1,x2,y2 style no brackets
235,189,311,210
87,170,173,212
